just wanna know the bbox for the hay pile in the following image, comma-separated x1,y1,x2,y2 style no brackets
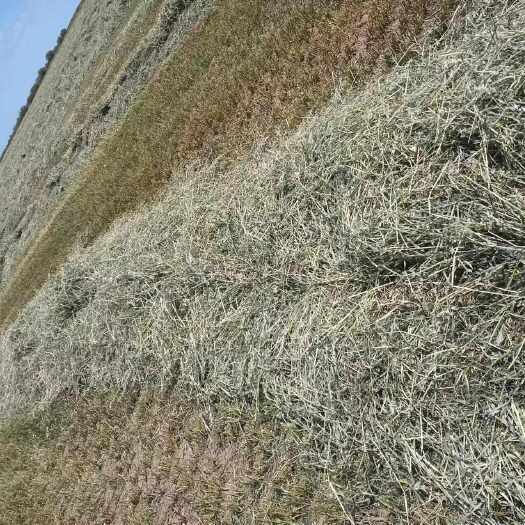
1,0,524,521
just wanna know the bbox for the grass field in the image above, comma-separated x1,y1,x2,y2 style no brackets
1,0,524,521
65,0,165,129
0,0,454,331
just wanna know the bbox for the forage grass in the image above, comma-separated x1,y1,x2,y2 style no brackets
1,0,524,521
0,0,454,331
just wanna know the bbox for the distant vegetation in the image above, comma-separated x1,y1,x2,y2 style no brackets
0,28,67,162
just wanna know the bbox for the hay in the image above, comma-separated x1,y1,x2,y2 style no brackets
1,0,524,521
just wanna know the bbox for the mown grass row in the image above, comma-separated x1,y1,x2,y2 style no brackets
66,0,164,130
1,0,524,521
0,0,454,331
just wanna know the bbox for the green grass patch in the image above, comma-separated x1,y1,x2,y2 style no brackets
0,404,71,525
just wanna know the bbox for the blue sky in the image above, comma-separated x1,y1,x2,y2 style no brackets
0,0,79,152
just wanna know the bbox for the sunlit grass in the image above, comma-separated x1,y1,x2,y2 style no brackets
2,0,524,521
0,0,452,330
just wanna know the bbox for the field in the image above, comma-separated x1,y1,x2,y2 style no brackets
1,0,524,523
0,0,453,329
0,0,212,298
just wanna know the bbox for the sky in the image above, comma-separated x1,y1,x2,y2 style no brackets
0,0,79,152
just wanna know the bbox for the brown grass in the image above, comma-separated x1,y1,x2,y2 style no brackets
0,0,455,331
0,393,346,524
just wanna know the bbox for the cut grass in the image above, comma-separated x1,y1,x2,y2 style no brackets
0,0,454,331
67,0,164,130
0,392,346,524
1,0,524,521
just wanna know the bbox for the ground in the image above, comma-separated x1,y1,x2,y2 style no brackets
1,0,524,523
